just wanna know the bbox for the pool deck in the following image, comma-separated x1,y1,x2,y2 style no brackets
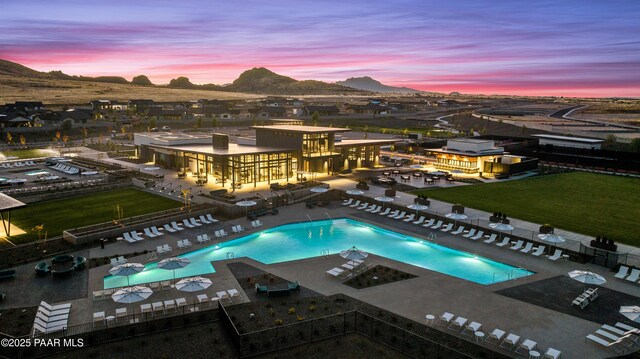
3,201,639,358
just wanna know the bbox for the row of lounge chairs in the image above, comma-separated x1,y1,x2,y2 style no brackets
121,215,219,244
0,160,37,168
614,266,640,283
93,280,176,300
572,288,598,309
33,301,72,334
109,256,127,266
326,259,368,279
156,244,173,255
436,311,561,358
49,162,80,175
586,322,639,354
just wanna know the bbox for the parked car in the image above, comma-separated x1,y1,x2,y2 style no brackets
161,126,171,131
150,127,159,132
372,176,397,185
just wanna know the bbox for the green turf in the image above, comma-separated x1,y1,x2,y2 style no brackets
0,149,52,159
10,188,181,243
413,172,640,246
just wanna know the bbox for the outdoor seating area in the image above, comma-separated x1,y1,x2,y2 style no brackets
586,322,640,354
33,301,72,334
326,259,369,279
255,281,301,297
49,162,80,175
119,215,219,243
572,288,599,309
0,160,38,168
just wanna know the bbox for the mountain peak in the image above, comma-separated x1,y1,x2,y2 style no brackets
336,76,420,93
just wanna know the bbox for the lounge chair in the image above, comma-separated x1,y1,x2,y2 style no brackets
36,312,69,323
110,258,119,266
254,219,264,227
156,245,167,255
461,321,482,336
197,235,210,244
441,223,454,232
342,198,353,206
227,289,241,301
115,308,127,321
547,249,563,261
403,214,416,222
326,268,344,277
122,232,136,243
219,229,228,237
515,339,537,355
585,334,632,353
520,242,534,254
171,222,183,231
615,322,638,332
499,333,520,350
436,312,454,325
485,328,505,344
357,202,369,210
164,299,176,312
349,200,361,208
451,226,465,235
543,348,561,359
162,244,172,253
370,206,382,214
198,215,212,224
176,298,187,309
431,220,443,229
182,219,195,228
140,303,152,315
151,226,163,236
163,224,177,233
232,225,245,233
496,237,511,247
470,230,484,240
364,204,377,212
510,240,524,251
422,219,435,227
40,301,72,311
93,311,105,323
413,216,426,225
217,291,232,304
143,228,156,238
531,245,546,257
625,268,640,282
483,234,497,244
131,231,144,241
92,291,103,301
614,266,629,279
378,208,391,216
152,302,164,314
189,218,201,227
205,214,218,223
448,316,467,331
387,210,400,218
462,228,476,238
392,211,406,219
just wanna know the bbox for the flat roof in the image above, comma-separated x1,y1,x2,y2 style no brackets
532,134,604,144
449,138,494,144
148,143,292,156
251,125,349,133
427,148,504,157
0,193,26,211
335,139,398,146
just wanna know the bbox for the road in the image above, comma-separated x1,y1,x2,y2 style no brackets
550,106,640,131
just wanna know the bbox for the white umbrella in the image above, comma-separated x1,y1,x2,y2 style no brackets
619,306,640,323
112,285,153,321
340,246,369,265
568,270,606,285
538,233,566,243
446,213,468,220
157,257,191,281
408,204,429,215
109,263,144,286
236,200,257,216
175,276,213,292
310,186,329,193
346,189,364,195
490,222,514,231
374,196,394,202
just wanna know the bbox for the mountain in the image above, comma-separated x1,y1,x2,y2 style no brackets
336,76,420,93
226,67,357,94
0,59,47,78
131,75,153,86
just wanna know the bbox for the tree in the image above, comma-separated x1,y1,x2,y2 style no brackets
629,138,640,153
603,134,617,149
196,117,203,128
311,111,319,126
62,119,73,133
6,132,12,145
19,134,26,145
211,117,219,128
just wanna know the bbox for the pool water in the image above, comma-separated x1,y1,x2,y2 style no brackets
25,170,49,176
104,218,534,288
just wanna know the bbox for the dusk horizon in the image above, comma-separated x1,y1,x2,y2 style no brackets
1,0,640,97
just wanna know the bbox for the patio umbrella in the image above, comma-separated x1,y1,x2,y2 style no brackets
490,222,514,240
236,200,257,216
112,285,153,320
619,306,640,323
375,196,394,209
143,166,161,171
446,213,468,220
346,189,364,195
340,246,369,266
157,257,191,281
109,263,144,286
408,204,429,215
538,233,566,244
310,186,329,193
568,270,606,286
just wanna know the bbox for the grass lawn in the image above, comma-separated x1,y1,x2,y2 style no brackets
10,188,181,243
0,148,55,159
413,172,640,246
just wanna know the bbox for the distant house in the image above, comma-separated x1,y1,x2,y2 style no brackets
128,99,155,112
59,109,91,125
347,103,387,115
90,100,111,110
255,106,287,118
0,111,32,127
32,110,62,126
110,101,128,110
301,105,340,116
146,107,185,121
13,101,43,111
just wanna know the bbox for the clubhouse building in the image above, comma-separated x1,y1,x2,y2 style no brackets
134,123,395,187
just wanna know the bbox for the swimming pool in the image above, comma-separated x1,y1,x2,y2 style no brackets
104,218,534,288
25,170,49,176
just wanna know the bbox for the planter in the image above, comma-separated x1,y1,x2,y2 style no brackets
539,225,554,235
490,216,510,224
452,205,464,214
590,240,617,252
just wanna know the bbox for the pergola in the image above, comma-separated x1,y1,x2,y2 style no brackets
0,193,26,237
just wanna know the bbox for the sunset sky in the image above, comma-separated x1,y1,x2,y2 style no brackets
1,0,639,97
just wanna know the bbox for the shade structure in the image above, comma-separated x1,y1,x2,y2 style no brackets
310,187,329,193
112,286,153,304
408,204,429,211
143,166,161,171
175,276,213,293
568,270,606,285
446,213,468,220
619,306,640,323
7,179,27,184
158,257,191,281
346,189,364,195
490,222,514,231
340,246,368,265
109,263,144,286
374,196,395,202
236,200,257,216
538,233,566,244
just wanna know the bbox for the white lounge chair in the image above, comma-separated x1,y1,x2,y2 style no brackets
164,299,176,312
448,316,467,331
189,218,201,227
162,244,172,253
440,223,454,232
547,249,563,261
131,231,144,241
531,245,545,257
232,225,245,233
515,339,537,355
342,198,353,206
93,311,105,323
520,242,534,254
176,298,187,309
364,204,377,212
198,215,212,224
470,230,484,240
413,216,426,225
499,333,520,350
544,348,561,359
626,268,640,282
461,321,482,336
483,234,497,244
151,226,163,236
431,220,443,229
140,303,152,315
436,312,454,326
392,211,406,219
205,214,218,223
326,268,344,277
510,240,524,251
143,228,156,238
422,219,435,227
387,210,399,218
182,219,195,228
122,232,136,243
451,226,465,235
197,234,211,244
370,206,381,214
157,245,167,255
485,328,505,344
496,237,511,247
163,224,177,233
117,256,127,264
357,202,369,210
110,258,119,266
403,214,416,222
378,208,391,216
217,291,232,304
227,289,241,301
614,266,629,279
462,228,476,238
349,200,361,208
152,302,164,314
115,308,127,321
